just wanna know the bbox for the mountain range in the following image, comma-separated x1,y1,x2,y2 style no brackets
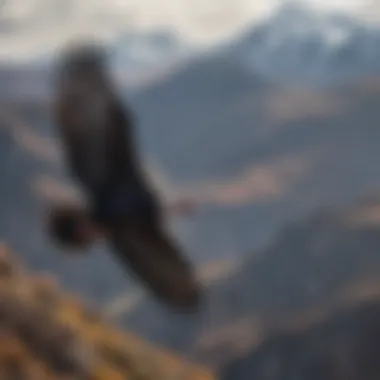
5,3,380,87
228,2,380,84
3,3,380,379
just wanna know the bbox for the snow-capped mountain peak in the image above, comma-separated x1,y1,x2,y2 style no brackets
232,2,380,84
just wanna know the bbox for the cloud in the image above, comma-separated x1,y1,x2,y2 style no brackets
2,1,380,63
0,0,276,62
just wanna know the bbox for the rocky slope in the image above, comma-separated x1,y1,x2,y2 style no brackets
0,244,215,380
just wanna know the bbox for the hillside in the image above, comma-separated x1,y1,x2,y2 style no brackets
223,299,380,380
197,194,380,378
0,244,215,380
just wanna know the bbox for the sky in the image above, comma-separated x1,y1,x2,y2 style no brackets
0,0,380,62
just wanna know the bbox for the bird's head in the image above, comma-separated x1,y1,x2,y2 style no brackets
55,40,110,87
47,204,98,252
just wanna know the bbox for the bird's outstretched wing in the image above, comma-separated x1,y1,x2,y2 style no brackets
108,222,202,313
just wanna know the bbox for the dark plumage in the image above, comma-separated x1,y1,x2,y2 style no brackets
50,41,201,312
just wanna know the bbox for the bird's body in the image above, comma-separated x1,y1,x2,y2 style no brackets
50,42,201,311
55,74,156,226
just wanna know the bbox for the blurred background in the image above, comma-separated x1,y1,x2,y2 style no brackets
3,1,380,379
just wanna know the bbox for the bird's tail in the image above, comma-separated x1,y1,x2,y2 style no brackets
109,222,202,313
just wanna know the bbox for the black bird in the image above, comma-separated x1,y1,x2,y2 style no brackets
48,41,201,312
